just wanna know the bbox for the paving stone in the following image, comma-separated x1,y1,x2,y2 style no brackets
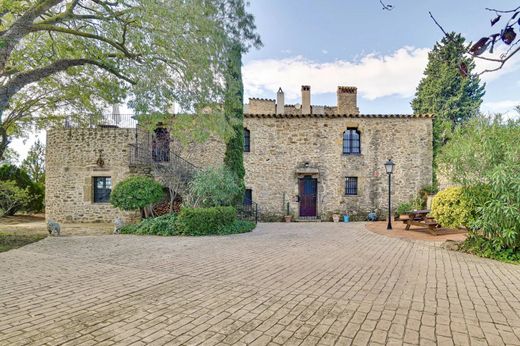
0,223,519,345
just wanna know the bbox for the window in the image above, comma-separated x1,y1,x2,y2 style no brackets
243,128,250,152
345,177,358,196
343,128,361,154
244,189,252,205
93,177,112,203
152,127,170,162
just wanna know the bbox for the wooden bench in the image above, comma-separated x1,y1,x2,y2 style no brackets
404,210,442,235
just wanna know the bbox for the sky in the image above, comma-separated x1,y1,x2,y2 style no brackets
10,0,520,160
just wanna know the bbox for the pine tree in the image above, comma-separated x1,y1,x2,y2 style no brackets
412,32,485,184
223,44,246,204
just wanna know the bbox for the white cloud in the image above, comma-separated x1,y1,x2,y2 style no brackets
243,47,430,101
321,49,328,55
474,46,520,82
482,100,519,119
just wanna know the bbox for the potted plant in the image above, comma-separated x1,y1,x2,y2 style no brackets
332,211,341,223
343,211,350,223
285,214,293,223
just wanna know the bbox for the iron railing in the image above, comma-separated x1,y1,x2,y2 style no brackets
64,114,137,128
236,201,259,224
129,142,259,224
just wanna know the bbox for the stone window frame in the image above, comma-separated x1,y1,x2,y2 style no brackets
243,128,251,152
342,128,361,155
345,177,358,196
93,176,112,203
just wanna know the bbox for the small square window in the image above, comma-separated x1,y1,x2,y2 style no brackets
93,177,112,203
345,177,358,196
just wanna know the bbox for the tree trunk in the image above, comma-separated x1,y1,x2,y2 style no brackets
0,126,9,161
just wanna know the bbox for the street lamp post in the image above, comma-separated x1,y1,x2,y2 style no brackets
384,159,395,230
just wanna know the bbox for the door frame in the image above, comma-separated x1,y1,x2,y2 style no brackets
298,175,318,217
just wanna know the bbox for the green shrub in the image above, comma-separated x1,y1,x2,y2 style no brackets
396,203,412,215
461,234,520,264
471,166,520,250
120,213,178,236
184,166,241,208
175,206,237,235
110,176,164,212
431,186,476,229
0,181,30,217
0,164,43,214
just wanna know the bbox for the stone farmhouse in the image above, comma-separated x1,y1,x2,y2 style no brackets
45,85,433,223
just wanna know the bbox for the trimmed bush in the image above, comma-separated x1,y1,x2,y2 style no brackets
110,176,164,212
120,213,177,236
431,186,476,229
175,206,237,235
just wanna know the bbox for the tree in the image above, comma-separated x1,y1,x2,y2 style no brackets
223,43,245,203
21,139,45,184
0,147,19,165
411,32,485,184
184,166,241,208
0,0,260,159
0,163,44,214
0,180,30,217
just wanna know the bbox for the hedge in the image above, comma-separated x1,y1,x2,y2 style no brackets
120,213,177,236
175,206,237,236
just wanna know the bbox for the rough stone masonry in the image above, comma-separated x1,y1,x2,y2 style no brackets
45,85,432,222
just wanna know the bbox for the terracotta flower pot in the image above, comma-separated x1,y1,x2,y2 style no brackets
284,215,292,223
332,214,340,223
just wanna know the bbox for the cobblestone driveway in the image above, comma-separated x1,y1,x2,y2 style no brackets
1,223,520,346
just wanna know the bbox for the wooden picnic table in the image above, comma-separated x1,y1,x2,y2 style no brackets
403,210,441,235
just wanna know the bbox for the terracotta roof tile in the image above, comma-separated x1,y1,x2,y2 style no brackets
244,113,433,119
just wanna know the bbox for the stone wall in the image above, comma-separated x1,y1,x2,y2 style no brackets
242,115,433,220
46,128,139,223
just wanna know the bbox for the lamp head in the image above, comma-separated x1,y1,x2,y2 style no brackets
384,159,395,174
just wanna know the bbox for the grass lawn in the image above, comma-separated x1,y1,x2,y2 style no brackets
0,232,46,253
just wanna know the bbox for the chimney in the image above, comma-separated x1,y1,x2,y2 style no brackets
276,87,284,114
336,86,359,114
301,85,311,114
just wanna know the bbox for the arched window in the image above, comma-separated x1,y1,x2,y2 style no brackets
243,128,250,152
343,128,360,154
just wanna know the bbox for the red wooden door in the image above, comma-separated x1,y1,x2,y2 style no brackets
299,176,317,217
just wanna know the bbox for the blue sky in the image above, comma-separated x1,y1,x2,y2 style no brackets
242,0,520,115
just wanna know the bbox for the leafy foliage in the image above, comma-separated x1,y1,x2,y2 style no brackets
120,213,177,236
0,180,30,217
0,0,261,159
110,176,164,211
175,206,247,236
396,203,412,215
472,166,520,250
121,210,254,236
438,114,520,255
431,186,477,229
185,166,241,208
20,139,45,184
224,44,246,203
411,32,485,183
0,164,43,213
